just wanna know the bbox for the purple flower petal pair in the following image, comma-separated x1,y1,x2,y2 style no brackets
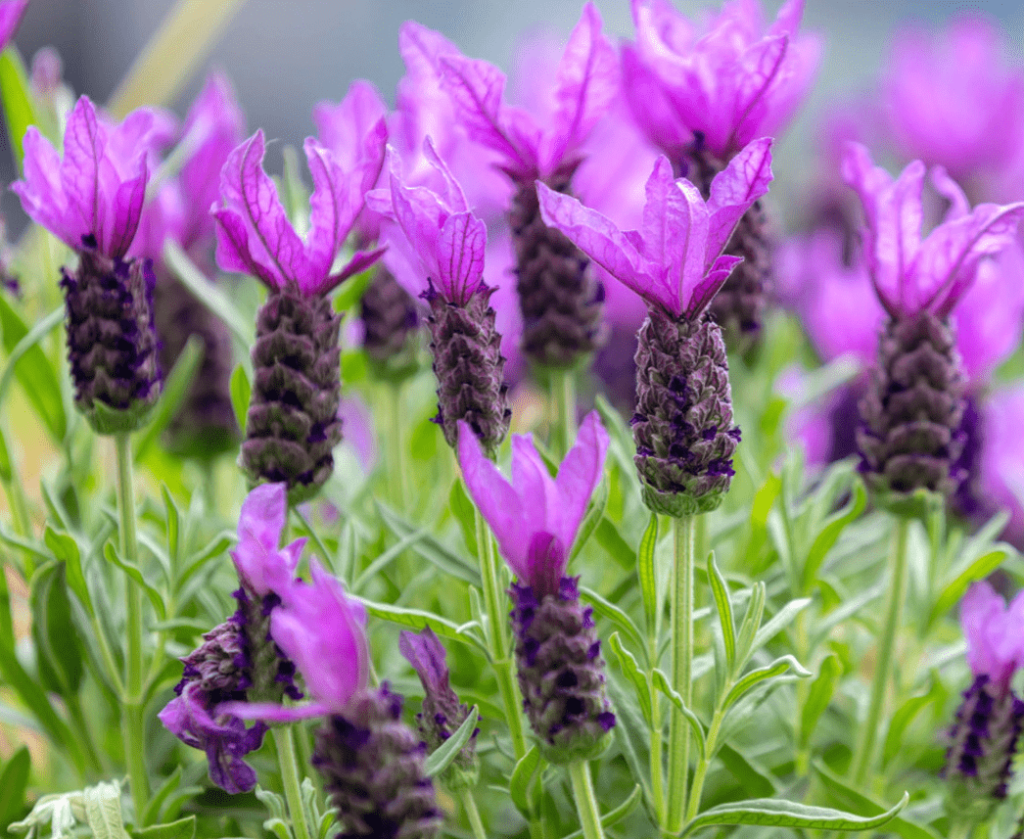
213,128,385,296
538,138,773,320
367,141,486,305
961,581,1024,690
438,2,617,180
626,0,821,160
842,142,1024,318
458,411,608,596
230,483,306,599
13,96,169,259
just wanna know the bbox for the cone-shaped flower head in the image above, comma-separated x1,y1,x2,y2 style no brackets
944,582,1024,822
625,0,820,162
215,130,385,500
11,96,172,433
538,138,773,321
460,413,615,761
399,627,479,788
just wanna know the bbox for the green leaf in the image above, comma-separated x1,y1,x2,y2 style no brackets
716,744,778,797
570,476,608,562
0,425,12,483
0,47,51,169
581,586,647,665
29,561,83,693
679,792,909,837
332,265,374,313
229,364,251,436
132,817,195,839
424,707,478,777
751,597,812,652
722,655,811,712
104,542,166,620
0,747,30,830
562,785,642,839
377,502,480,586
607,633,652,725
161,486,181,569
0,300,66,442
509,745,542,817
133,337,204,460
650,668,706,760
733,582,765,668
83,780,130,839
43,526,93,617
594,517,635,570
355,597,486,653
802,481,867,591
176,532,234,592
163,241,254,347
799,653,841,749
931,549,1007,625
882,680,942,768
638,515,659,640
707,552,736,672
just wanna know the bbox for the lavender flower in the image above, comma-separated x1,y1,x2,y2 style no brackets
538,139,773,515
842,143,1024,513
0,0,28,50
214,126,385,500
368,141,510,454
399,627,479,788
459,412,616,762
438,3,618,367
11,96,169,433
944,582,1024,824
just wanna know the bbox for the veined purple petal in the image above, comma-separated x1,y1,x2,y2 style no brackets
705,137,774,266
398,627,451,697
217,700,330,723
437,212,486,305
552,411,609,556
230,483,304,599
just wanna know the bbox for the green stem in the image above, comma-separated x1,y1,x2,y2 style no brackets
568,761,605,839
649,527,665,824
947,820,973,839
474,506,528,759
685,705,726,822
666,515,695,833
273,726,313,839
551,369,577,459
458,788,488,839
115,433,150,815
850,517,910,786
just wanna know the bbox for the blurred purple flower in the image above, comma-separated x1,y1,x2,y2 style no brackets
0,0,28,51
624,0,821,161
213,129,384,296
458,410,608,597
537,138,773,319
961,581,1024,691
230,483,306,600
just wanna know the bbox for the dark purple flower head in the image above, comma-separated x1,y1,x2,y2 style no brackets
458,411,608,597
12,96,170,259
367,140,486,305
438,2,617,182
625,0,821,161
842,142,1024,319
961,581,1024,692
538,138,773,320
313,80,389,243
213,129,385,297
230,483,306,600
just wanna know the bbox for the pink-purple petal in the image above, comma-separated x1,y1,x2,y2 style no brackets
437,212,486,305
552,411,609,554
705,137,774,265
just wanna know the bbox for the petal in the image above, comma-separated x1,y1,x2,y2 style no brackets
323,246,387,294
313,80,389,191
303,138,364,290
60,97,109,250
620,44,691,160
536,180,660,311
437,211,486,305
108,159,148,260
705,136,774,266
511,433,559,537
398,627,450,696
726,34,789,154
961,581,1014,684
686,254,743,320
457,420,530,578
217,700,330,723
553,411,609,555
928,165,970,221
11,127,79,248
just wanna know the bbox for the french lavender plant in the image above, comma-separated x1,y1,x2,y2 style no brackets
213,123,385,500
158,483,303,793
459,411,614,834
625,0,819,345
229,561,443,839
944,582,1024,833
12,95,168,433
438,3,617,371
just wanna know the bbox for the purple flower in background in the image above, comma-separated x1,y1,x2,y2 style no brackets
230,483,306,600
458,410,608,598
538,138,773,320
624,0,820,161
961,582,1024,690
0,0,27,51
882,14,1024,198
213,129,384,296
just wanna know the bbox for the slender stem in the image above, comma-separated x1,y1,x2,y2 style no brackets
649,535,665,824
666,515,695,833
850,517,910,786
273,726,313,839
568,761,605,839
115,433,150,815
550,369,577,459
474,505,528,759
458,789,488,839
685,705,726,822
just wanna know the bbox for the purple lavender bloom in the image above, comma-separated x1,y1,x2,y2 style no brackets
961,582,1024,691
0,0,28,51
230,482,306,600
458,410,608,598
537,138,773,321
882,15,1024,199
624,0,821,162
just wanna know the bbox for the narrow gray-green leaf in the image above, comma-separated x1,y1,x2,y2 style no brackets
638,514,659,640
581,586,647,666
651,668,705,760
802,481,867,591
132,817,196,839
509,745,542,817
751,597,811,652
679,792,909,837
377,502,480,586
562,785,642,839
229,364,251,436
722,655,811,711
799,653,841,749
707,552,736,672
355,597,486,654
608,632,652,726
104,542,166,620
424,707,478,777
570,477,608,563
